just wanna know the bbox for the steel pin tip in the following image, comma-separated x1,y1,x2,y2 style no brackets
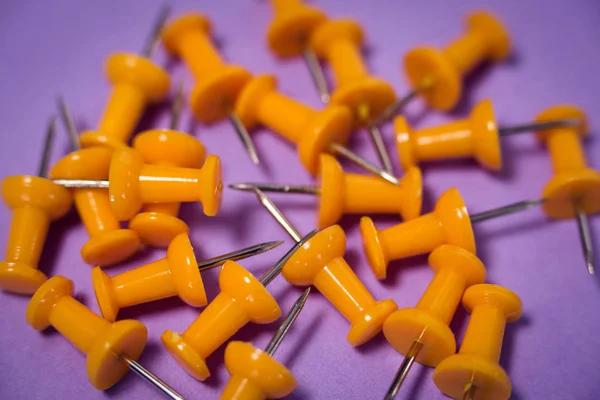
588,261,595,275
264,240,285,251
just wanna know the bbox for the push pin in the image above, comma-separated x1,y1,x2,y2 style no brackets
161,230,318,381
394,99,582,172
310,18,396,173
535,105,599,275
220,287,311,400
374,11,510,125
235,74,399,184
52,146,223,221
382,245,486,399
162,13,260,165
433,284,522,400
80,5,171,149
245,187,398,346
52,98,142,266
361,187,545,279
230,154,422,228
0,117,72,294
266,0,330,104
26,276,185,399
92,234,282,322
129,82,208,247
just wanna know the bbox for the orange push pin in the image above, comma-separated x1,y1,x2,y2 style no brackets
433,284,522,400
381,245,486,399
266,0,330,104
0,117,72,294
129,82,207,247
161,230,318,381
374,11,510,125
162,13,260,165
536,105,599,275
244,188,397,346
221,287,310,400
394,99,583,172
360,187,546,279
310,18,396,173
235,74,398,184
92,235,282,322
26,276,184,399
52,99,141,266
79,6,171,149
230,153,422,228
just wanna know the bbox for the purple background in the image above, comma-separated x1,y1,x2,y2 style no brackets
1,0,600,399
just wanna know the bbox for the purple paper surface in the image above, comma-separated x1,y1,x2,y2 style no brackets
1,0,600,399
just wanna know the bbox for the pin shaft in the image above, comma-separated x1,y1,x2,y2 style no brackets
469,198,546,224
251,187,303,242
197,241,283,272
372,88,420,127
303,49,330,104
328,143,399,185
264,287,311,356
498,118,583,137
574,202,595,275
367,124,394,174
57,97,80,151
383,340,423,400
38,116,57,178
170,81,185,131
463,384,477,400
228,113,261,165
141,5,171,58
229,183,320,195
120,354,185,400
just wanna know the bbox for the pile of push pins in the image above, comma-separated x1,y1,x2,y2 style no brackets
1,1,598,399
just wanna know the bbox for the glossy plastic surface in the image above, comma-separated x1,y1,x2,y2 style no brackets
383,246,486,367
235,74,352,175
109,147,223,221
404,12,510,111
433,284,522,400
395,99,501,171
92,233,206,322
317,154,422,228
282,225,397,346
221,341,296,400
360,188,475,279
26,276,147,390
0,175,72,294
161,261,281,381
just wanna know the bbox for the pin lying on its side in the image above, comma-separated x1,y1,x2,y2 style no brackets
221,287,311,400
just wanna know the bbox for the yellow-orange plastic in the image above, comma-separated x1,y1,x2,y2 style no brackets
26,276,147,390
310,19,396,126
267,0,327,58
109,147,222,221
0,176,72,294
92,233,206,322
221,341,297,400
282,225,397,346
383,245,486,367
80,53,170,148
395,99,501,171
161,261,281,381
433,284,522,400
162,13,252,123
534,105,600,219
317,154,422,228
404,12,510,111
360,187,475,279
129,130,206,247
49,147,141,266
235,74,352,175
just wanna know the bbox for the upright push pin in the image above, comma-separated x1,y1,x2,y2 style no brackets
51,98,142,266
129,82,208,247
80,5,171,149
394,99,583,172
310,17,396,173
230,154,422,228
161,230,318,381
246,187,398,346
266,0,330,104
433,284,522,400
235,74,399,184
162,13,260,164
26,276,184,399
92,234,282,322
374,11,510,125
382,245,486,399
0,117,72,294
535,106,599,275
220,287,311,400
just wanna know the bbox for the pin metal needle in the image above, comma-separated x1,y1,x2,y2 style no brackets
38,116,57,178
57,96,81,151
463,383,477,400
264,287,311,356
249,186,303,241
367,123,394,174
498,118,583,137
302,49,330,104
119,354,185,400
574,202,595,275
228,113,261,165
169,81,185,131
141,4,171,58
328,142,399,185
469,198,546,224
384,340,423,400
197,240,283,271
229,183,320,195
